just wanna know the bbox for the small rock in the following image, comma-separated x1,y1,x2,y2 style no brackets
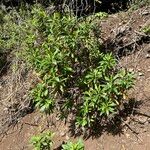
128,68,134,72
142,10,150,15
60,131,66,137
65,135,70,140
3,107,8,112
137,68,142,71
147,69,150,72
145,54,150,58
56,117,60,121
125,133,130,138
139,116,148,124
138,72,144,76
34,116,40,124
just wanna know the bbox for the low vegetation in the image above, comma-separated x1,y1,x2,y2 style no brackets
62,139,84,150
31,131,84,150
0,3,135,129
30,131,54,150
22,5,134,129
142,25,150,35
2,0,150,149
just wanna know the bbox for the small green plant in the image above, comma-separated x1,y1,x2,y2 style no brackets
87,12,108,22
31,82,54,114
62,139,84,150
142,25,150,34
130,0,150,10
76,56,134,127
30,131,54,150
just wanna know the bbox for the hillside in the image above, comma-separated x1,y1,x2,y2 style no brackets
0,1,150,150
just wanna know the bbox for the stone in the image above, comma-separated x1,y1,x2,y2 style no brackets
56,117,60,121
128,68,134,72
138,72,144,76
139,116,148,124
125,133,130,138
60,131,66,137
142,10,150,15
145,54,150,58
147,69,150,72
65,135,70,140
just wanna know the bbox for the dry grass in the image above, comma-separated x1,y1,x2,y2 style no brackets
0,56,36,141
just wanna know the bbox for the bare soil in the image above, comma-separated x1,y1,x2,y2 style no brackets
0,6,150,150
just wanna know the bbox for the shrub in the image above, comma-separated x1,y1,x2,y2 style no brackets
21,5,135,129
76,68,134,127
0,4,133,130
0,8,24,51
142,25,150,35
31,82,54,114
30,131,54,150
62,139,84,150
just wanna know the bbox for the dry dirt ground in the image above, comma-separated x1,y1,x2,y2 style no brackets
0,7,150,150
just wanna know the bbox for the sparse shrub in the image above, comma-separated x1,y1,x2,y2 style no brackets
76,67,134,127
142,25,150,35
30,131,54,150
0,4,134,131
0,9,24,51
31,82,54,114
86,11,108,23
62,139,84,150
22,5,134,129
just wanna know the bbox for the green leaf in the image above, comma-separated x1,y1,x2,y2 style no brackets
44,89,48,96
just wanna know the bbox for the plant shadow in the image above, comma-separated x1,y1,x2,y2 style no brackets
102,32,150,59
67,98,142,139
95,0,131,14
2,0,132,16
0,52,11,78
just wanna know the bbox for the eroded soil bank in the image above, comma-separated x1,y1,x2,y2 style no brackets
0,6,150,150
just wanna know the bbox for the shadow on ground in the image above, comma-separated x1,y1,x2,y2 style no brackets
2,0,132,16
67,98,142,139
0,52,11,77
102,30,150,58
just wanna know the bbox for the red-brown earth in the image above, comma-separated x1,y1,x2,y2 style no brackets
0,6,150,150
